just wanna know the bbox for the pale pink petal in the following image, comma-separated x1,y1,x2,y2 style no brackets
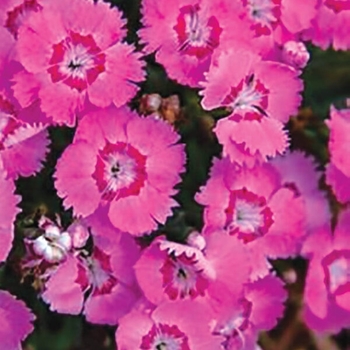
42,255,84,314
215,117,289,164
206,232,250,299
55,141,100,217
38,79,84,126
134,241,167,305
88,43,145,108
84,284,140,325
281,0,318,34
246,274,287,330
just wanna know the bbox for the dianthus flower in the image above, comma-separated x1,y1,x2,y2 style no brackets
116,300,223,349
42,222,141,325
55,106,185,235
326,106,350,203
303,0,350,50
196,158,305,279
200,49,302,167
302,209,350,333
134,232,250,305
0,165,20,263
12,0,145,126
212,274,286,349
271,151,330,231
139,0,253,87
0,290,35,349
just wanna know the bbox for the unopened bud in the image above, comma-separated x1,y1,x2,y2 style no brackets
282,41,309,69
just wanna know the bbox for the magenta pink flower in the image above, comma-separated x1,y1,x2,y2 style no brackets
42,228,141,325
139,0,252,87
0,166,20,263
116,300,223,349
271,151,331,231
212,274,286,349
55,106,185,235
134,233,250,305
200,49,302,166
196,158,305,279
302,209,350,333
13,0,145,126
303,0,350,50
0,290,35,349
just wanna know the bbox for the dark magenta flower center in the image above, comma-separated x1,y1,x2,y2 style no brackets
174,4,222,60
160,252,209,300
47,31,106,92
222,74,269,121
76,246,117,297
93,141,147,202
243,0,281,36
141,323,190,350
322,249,350,295
225,188,274,243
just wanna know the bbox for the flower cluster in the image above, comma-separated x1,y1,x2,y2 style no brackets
0,0,349,349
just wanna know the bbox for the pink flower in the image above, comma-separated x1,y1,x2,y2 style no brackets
212,274,286,349
55,106,185,235
200,49,302,166
134,233,250,305
271,151,331,231
303,0,350,50
42,227,141,325
0,290,35,349
139,0,253,87
302,209,350,333
0,165,20,263
13,0,145,126
116,300,223,349
196,158,305,279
